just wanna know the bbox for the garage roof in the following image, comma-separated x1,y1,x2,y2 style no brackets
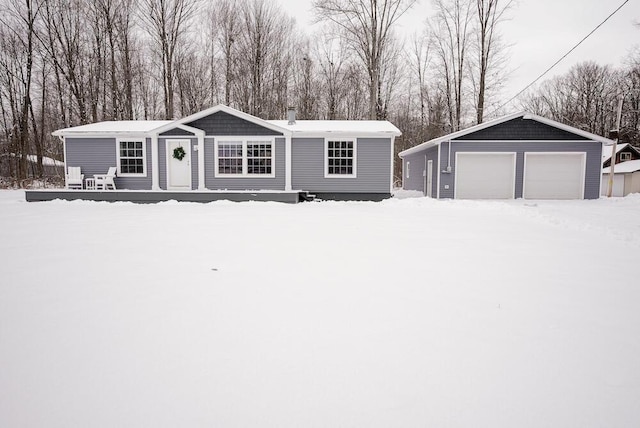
399,112,613,158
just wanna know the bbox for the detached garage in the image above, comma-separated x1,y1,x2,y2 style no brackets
399,112,608,200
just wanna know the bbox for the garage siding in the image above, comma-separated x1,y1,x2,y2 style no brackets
440,140,601,199
402,146,438,196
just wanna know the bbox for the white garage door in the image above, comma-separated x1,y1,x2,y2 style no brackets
524,152,585,199
455,152,516,199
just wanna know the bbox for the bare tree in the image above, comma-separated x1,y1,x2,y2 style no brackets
431,0,473,131
139,0,198,119
473,0,511,123
313,0,417,120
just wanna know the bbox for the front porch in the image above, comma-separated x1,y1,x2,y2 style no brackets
25,189,307,204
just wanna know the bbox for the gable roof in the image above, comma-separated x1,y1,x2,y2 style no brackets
603,159,640,174
601,143,640,163
51,105,400,138
151,104,291,136
399,111,613,157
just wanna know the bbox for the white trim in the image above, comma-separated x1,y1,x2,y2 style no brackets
116,138,147,177
436,144,441,198
390,136,395,193
398,111,613,158
165,139,192,190
151,104,291,136
197,134,205,190
324,137,357,179
406,161,410,179
454,152,517,199
285,135,292,191
151,134,159,190
426,159,433,197
620,152,633,161
446,139,600,143
213,136,276,179
522,151,586,200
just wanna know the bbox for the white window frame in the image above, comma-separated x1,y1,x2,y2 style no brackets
324,138,357,178
213,137,276,178
620,152,632,161
116,138,147,177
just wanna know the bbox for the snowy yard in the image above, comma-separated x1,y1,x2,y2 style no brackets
1,190,639,427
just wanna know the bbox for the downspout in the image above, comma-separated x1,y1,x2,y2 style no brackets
151,133,160,190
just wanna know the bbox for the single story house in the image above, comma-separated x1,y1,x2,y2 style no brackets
399,112,611,200
601,159,640,197
42,105,401,202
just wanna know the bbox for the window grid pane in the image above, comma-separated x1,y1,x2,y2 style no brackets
218,142,243,174
247,142,272,175
327,140,354,175
119,140,144,174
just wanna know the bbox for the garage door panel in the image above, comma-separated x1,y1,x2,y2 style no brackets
455,153,516,199
524,153,585,199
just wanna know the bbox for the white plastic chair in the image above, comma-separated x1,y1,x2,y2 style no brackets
94,167,117,190
65,167,84,190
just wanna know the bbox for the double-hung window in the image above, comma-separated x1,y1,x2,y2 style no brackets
117,139,146,176
215,138,275,178
325,139,356,178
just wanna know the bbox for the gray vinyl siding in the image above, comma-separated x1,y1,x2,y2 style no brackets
291,137,391,193
203,137,285,190
402,146,438,196
65,137,152,190
187,111,282,136
439,140,602,199
159,137,198,190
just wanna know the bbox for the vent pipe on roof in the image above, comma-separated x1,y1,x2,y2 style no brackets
287,107,296,125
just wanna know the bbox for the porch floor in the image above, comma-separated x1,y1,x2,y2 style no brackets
25,189,305,204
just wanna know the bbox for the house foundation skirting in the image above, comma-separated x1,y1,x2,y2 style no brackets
25,190,304,204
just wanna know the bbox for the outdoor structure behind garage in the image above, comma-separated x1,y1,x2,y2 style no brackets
399,112,610,200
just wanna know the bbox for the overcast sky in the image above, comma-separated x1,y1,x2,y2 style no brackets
279,0,639,112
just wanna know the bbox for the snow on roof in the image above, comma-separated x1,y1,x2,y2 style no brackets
602,143,629,162
602,159,640,174
267,120,401,135
52,120,173,136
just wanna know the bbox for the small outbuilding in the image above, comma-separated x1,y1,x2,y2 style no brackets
601,159,640,197
399,112,610,200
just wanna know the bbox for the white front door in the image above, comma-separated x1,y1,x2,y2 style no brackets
167,140,192,190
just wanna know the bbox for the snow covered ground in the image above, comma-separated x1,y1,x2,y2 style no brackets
1,190,639,427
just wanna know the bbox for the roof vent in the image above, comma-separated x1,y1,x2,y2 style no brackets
287,107,296,125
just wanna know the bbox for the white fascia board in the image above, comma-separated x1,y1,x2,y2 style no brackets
399,111,613,158
399,112,527,157
291,131,400,139
150,104,292,136
54,132,152,139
